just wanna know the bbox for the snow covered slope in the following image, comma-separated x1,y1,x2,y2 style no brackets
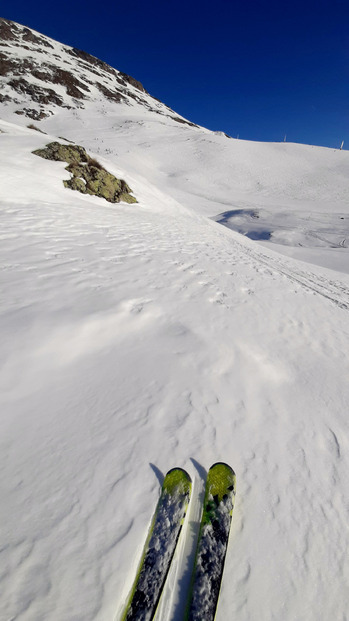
1,17,348,273
1,19,349,621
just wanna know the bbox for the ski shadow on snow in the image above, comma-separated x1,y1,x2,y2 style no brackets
149,463,164,487
170,458,207,621
190,458,206,484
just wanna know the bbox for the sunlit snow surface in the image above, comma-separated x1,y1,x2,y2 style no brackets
1,108,349,621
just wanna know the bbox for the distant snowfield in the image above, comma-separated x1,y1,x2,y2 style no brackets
35,102,349,275
1,111,349,621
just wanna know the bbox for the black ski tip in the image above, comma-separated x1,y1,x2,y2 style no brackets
210,461,235,475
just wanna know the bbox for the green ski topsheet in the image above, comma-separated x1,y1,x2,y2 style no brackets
186,462,236,621
121,467,192,621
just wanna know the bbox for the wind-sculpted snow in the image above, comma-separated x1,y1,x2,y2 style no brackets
1,120,349,620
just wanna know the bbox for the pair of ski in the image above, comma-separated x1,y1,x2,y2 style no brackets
121,462,236,621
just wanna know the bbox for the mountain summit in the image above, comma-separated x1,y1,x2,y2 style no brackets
0,17,196,126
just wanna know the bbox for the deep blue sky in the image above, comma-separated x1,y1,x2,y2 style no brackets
2,0,349,148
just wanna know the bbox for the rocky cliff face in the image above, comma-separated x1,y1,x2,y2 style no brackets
0,17,196,126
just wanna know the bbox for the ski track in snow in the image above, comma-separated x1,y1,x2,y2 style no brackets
0,117,349,620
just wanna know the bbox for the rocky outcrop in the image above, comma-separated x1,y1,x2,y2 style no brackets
33,142,137,204
33,142,89,164
0,18,53,48
9,77,64,106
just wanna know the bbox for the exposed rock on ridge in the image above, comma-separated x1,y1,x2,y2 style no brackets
0,17,197,127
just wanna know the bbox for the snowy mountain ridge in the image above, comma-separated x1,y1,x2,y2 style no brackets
1,18,349,621
0,17,196,126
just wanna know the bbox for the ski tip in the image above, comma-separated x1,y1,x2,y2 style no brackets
166,467,192,481
210,462,235,475
163,467,192,494
207,463,236,500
